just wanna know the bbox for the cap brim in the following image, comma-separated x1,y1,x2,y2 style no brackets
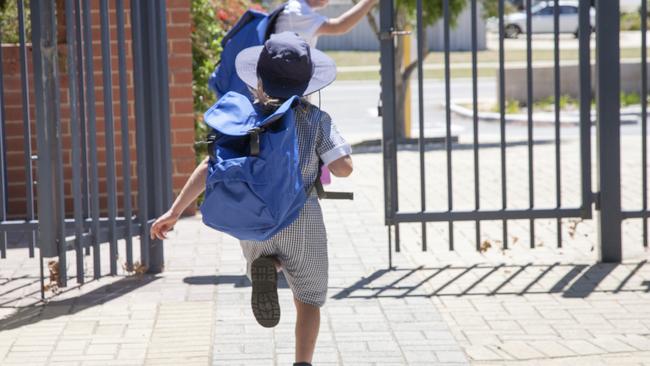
235,45,337,98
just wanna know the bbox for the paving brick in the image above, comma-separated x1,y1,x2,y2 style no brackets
562,340,607,356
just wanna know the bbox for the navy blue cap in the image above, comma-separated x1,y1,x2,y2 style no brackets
235,32,336,99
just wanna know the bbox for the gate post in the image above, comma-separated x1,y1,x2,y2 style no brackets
379,0,399,266
595,0,622,262
380,0,397,227
30,0,67,277
130,0,170,273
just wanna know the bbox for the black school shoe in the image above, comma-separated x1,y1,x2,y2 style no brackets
250,256,280,327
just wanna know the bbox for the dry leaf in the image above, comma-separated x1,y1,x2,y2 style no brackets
479,240,492,253
568,219,584,239
123,261,148,276
43,260,61,294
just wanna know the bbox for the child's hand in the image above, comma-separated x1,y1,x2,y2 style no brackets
150,210,180,240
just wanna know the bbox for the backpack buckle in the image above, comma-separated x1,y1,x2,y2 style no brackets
206,131,218,160
248,127,263,156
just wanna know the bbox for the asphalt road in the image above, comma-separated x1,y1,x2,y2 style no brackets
322,78,646,146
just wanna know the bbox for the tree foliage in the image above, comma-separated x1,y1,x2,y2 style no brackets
0,0,30,43
396,0,467,28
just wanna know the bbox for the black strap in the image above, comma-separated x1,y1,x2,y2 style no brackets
206,131,219,160
248,128,262,156
311,162,354,200
264,5,286,40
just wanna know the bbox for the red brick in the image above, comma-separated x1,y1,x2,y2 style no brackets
4,1,193,217
170,40,191,55
171,71,193,86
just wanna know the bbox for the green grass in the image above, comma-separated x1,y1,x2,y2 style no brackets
464,92,647,114
335,67,496,80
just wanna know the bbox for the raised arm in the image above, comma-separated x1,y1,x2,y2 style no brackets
150,156,210,239
316,0,378,36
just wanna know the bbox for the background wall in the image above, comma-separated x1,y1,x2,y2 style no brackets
4,0,195,219
316,0,487,51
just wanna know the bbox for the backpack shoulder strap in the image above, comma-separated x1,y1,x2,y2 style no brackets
221,10,265,46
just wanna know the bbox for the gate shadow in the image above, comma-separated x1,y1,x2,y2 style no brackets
0,275,159,331
331,261,650,300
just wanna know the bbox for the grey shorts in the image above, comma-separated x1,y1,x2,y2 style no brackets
239,196,329,307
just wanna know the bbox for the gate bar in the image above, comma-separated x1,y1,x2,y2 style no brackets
74,0,91,254
578,0,593,220
553,0,562,248
82,0,102,279
595,0,622,262
116,0,135,269
0,34,7,260
131,0,151,268
526,0,535,248
18,0,35,258
443,0,453,250
498,0,508,249
146,1,165,272
641,0,648,247
416,0,426,251
65,0,85,284
99,0,119,275
156,1,174,213
471,0,481,251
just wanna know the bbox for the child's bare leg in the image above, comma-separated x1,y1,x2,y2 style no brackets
294,297,320,364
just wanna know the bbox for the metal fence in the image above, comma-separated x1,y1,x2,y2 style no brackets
0,0,171,297
380,0,634,264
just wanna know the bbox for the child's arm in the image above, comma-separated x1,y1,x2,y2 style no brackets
328,155,353,177
150,156,210,240
316,0,378,36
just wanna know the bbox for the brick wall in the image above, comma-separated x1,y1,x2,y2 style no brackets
4,0,195,219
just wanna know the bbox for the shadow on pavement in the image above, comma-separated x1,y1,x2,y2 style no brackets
331,261,650,300
0,275,159,331
183,274,290,289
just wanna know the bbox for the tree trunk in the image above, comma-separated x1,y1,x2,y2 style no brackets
394,11,407,140
361,3,431,141
393,11,429,141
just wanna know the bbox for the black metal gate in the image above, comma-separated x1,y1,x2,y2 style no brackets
380,0,634,263
0,0,172,297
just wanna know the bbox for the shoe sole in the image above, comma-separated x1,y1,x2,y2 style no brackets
250,256,280,328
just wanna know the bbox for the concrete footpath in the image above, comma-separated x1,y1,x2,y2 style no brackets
1,136,650,365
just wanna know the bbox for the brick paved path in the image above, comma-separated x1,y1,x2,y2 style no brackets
1,136,650,365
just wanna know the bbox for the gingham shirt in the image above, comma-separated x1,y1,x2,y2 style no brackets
239,101,350,307
294,101,351,191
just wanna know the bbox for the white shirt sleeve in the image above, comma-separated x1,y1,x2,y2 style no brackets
275,0,328,48
316,111,352,166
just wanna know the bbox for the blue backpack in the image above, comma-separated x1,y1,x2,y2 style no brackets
200,91,309,241
208,6,284,99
